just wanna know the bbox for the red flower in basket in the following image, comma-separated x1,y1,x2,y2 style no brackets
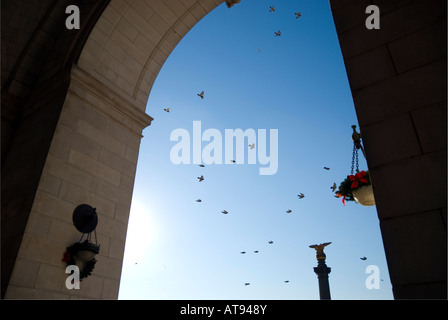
349,170,368,189
62,251,71,262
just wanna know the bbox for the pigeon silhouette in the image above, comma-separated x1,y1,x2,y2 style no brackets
222,210,228,214
268,241,273,244
164,107,170,112
269,6,275,12
360,257,367,260
195,199,202,202
275,30,281,36
198,164,205,167
197,175,204,182
197,91,204,99
295,12,301,19
284,280,289,283
230,160,236,163
240,251,246,254
254,251,259,253
286,209,292,213
249,143,255,150
331,182,337,192
298,193,305,199
245,283,250,286
323,167,330,170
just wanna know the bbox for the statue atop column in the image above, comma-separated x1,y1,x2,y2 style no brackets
309,242,332,300
225,0,242,8
309,242,332,261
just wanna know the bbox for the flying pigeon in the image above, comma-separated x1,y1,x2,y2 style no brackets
230,160,236,163
197,91,204,99
284,280,289,283
164,107,170,112
286,209,292,213
240,251,246,254
222,210,228,214
195,199,202,202
360,257,367,260
244,283,250,286
323,167,330,170
198,164,205,167
268,241,273,244
249,143,255,150
197,175,204,182
331,182,337,192
298,193,305,199
269,6,275,12
254,251,259,253
295,12,302,19
274,30,281,36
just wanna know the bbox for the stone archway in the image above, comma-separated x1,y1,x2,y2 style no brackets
1,0,446,299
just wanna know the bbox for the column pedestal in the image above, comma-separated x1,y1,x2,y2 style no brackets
313,259,331,300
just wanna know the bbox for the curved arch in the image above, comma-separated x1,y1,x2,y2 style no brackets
77,0,222,111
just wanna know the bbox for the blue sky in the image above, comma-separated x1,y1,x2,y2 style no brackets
118,0,394,300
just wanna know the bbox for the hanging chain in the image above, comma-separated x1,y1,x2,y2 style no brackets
350,144,359,174
350,125,362,174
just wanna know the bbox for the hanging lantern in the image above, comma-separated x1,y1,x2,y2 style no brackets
62,204,100,279
334,125,375,206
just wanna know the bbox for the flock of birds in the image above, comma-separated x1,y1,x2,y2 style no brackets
270,5,302,37
163,88,369,286
156,4,372,289
163,89,368,286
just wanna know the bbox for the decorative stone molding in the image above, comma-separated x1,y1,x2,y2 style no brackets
70,65,153,136
225,0,242,8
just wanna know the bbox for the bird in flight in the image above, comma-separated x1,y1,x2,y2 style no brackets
331,183,337,192
163,107,170,112
244,283,250,286
295,12,302,19
360,257,367,260
284,280,289,283
268,241,273,244
274,30,281,36
197,91,204,99
198,164,205,167
286,209,292,213
230,160,236,163
298,193,305,199
269,6,275,12
222,210,228,214
323,167,330,170
195,199,202,202
197,175,204,182
249,143,255,150
254,251,259,253
240,251,246,254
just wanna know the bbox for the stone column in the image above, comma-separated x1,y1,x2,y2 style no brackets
314,260,332,300
3,65,153,299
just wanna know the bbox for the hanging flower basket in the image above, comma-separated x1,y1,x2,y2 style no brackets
352,184,375,206
335,170,375,206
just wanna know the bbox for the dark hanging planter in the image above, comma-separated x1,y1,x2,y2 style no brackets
62,204,100,279
334,126,375,207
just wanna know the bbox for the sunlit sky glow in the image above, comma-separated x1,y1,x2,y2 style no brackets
118,0,393,300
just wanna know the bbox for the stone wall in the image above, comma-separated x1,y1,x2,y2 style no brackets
330,0,447,298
